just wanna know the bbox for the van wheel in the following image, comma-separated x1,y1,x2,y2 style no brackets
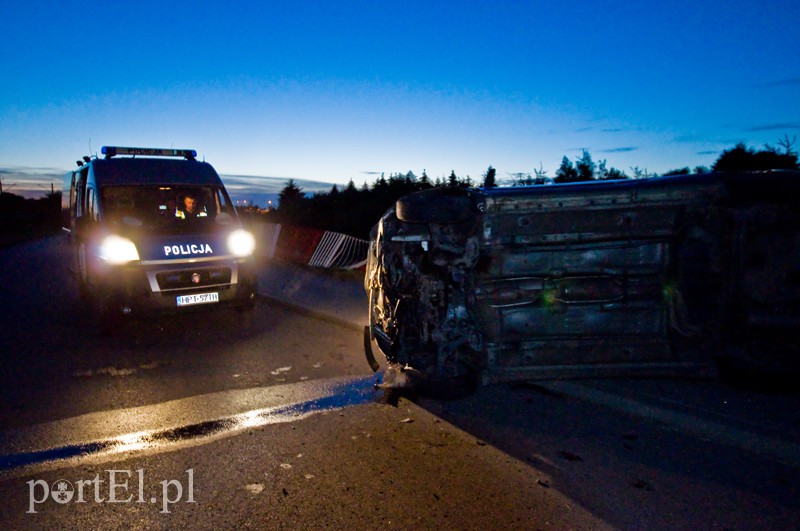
99,311,120,336
233,299,256,329
235,293,257,313
76,243,91,300
97,294,123,337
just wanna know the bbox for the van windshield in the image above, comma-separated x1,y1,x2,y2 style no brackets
100,185,237,233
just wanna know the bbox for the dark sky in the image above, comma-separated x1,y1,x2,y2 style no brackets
2,0,798,191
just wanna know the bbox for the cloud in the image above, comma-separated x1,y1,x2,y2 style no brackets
760,78,800,88
597,147,638,153
220,174,333,195
0,166,338,204
360,171,383,175
216,174,338,208
696,150,719,155
0,166,64,182
0,166,64,198
744,123,800,132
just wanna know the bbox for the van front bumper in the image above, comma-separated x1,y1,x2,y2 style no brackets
92,256,258,316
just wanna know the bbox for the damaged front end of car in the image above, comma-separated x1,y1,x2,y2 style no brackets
364,188,485,397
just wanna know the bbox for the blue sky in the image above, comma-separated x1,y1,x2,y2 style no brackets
1,0,799,198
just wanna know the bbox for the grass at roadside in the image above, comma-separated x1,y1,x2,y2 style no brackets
0,226,63,249
257,256,364,283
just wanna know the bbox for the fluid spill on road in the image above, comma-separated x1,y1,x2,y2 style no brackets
0,376,380,473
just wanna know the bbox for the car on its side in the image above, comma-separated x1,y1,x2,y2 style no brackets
364,171,800,395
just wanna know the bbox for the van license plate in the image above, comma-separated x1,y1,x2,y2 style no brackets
176,292,219,306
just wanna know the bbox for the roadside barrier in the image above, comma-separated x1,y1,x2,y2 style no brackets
255,222,368,269
258,222,282,259
309,231,369,269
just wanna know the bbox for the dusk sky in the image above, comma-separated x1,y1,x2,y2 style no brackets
2,0,799,197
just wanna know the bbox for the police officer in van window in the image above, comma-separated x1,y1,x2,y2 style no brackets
176,192,207,219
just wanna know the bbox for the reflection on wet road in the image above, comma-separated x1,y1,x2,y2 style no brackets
1,376,380,473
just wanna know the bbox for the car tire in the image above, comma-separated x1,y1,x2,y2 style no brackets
395,187,476,224
76,243,90,299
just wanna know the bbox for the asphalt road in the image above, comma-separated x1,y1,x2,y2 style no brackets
1,236,799,530
0,236,368,430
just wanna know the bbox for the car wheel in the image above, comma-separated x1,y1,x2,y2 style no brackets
395,188,476,224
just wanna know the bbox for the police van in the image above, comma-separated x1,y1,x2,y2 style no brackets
62,146,258,325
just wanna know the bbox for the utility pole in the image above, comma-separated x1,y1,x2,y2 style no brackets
1,178,17,194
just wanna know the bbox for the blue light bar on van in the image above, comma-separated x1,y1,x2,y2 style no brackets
101,146,197,160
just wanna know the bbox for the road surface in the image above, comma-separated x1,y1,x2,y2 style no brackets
0,236,798,529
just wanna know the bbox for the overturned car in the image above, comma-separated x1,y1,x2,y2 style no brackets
364,171,800,395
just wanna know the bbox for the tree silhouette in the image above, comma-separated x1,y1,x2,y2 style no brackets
278,179,303,203
482,165,496,188
420,169,430,187
508,172,534,186
776,134,797,158
663,167,691,176
276,179,306,224
554,156,578,183
263,135,799,239
712,142,799,171
448,170,458,187
575,150,596,181
270,169,480,238
606,167,628,180
533,163,549,184
629,166,653,179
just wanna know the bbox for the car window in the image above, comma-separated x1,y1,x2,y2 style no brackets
101,185,236,233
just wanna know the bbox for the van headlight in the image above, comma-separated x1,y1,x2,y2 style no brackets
99,235,140,264
228,229,255,257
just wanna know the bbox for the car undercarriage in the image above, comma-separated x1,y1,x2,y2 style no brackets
365,171,800,396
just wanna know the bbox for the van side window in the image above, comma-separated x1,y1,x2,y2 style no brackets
75,168,88,218
87,188,97,221
69,173,77,219
75,182,84,219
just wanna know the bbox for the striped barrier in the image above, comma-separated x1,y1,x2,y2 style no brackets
309,231,369,269
255,222,368,270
